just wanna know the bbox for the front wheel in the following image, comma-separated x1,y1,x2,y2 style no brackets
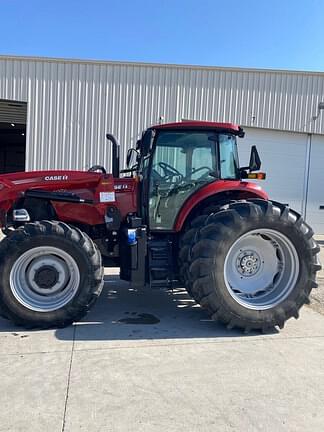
0,221,104,328
186,200,321,332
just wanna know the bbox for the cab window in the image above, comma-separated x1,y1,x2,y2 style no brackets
219,134,239,179
149,131,217,229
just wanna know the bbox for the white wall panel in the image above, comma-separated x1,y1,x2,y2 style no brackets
305,135,324,233
239,127,308,215
0,56,324,172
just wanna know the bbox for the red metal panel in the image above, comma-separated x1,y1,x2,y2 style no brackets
174,180,268,231
0,170,139,227
153,121,241,134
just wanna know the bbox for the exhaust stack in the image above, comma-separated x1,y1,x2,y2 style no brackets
106,133,120,178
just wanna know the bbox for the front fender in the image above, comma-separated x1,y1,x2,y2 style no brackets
174,180,268,232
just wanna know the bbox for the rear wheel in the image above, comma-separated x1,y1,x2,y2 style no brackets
183,200,321,332
224,228,299,310
0,221,104,328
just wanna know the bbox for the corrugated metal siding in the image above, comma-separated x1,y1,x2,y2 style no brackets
0,55,324,171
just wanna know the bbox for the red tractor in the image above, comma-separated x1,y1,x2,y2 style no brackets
0,121,320,331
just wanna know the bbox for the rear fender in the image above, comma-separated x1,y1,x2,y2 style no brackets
174,180,268,232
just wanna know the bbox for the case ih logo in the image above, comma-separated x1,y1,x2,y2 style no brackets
44,175,69,181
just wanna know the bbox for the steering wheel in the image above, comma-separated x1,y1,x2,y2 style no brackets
191,166,212,177
158,162,183,180
88,165,107,174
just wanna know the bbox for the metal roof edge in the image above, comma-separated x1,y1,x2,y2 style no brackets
0,54,324,77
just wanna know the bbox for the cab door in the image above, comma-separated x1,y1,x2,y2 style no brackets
148,130,217,230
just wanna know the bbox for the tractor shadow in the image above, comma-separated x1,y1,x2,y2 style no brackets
54,273,276,342
0,273,277,341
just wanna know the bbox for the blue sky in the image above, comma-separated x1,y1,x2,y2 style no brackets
1,0,324,71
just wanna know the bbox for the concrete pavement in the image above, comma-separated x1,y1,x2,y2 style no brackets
1,270,324,432
310,235,324,314
0,236,324,431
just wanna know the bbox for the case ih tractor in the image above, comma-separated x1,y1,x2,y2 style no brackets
0,121,320,332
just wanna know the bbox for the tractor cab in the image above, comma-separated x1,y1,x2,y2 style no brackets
125,121,261,231
117,121,266,289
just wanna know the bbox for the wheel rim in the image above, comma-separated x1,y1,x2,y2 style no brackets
10,246,80,312
224,229,300,310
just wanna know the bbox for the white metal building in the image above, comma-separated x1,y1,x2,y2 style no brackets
0,55,324,232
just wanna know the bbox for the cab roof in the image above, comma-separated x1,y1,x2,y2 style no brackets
152,121,244,137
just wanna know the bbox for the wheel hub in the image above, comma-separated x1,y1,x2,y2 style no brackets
224,229,299,310
34,265,59,289
9,246,80,312
236,250,261,276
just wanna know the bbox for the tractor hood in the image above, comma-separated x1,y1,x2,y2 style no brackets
0,169,138,227
0,170,106,216
0,170,103,188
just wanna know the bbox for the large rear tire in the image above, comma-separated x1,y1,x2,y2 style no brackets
0,221,104,328
179,214,209,300
178,201,236,301
183,200,321,332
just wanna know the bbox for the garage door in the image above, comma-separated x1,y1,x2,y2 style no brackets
0,99,27,173
305,135,324,234
238,127,308,215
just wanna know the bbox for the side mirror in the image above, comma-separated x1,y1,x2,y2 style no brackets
249,145,261,172
126,148,139,168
